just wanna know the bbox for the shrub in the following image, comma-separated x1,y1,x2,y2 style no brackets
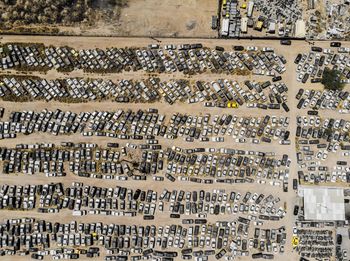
321,68,345,91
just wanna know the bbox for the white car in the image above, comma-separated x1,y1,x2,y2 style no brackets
252,139,260,144
236,138,246,143
247,46,258,51
269,181,281,186
293,227,298,235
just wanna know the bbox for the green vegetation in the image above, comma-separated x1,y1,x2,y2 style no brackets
321,68,345,91
108,0,128,6
0,0,128,29
0,0,92,26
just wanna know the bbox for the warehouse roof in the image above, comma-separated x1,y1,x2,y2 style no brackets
302,187,345,221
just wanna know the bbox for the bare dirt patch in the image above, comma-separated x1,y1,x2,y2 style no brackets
0,0,218,38
113,0,218,37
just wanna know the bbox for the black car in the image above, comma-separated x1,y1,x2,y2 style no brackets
293,205,299,215
272,76,282,82
282,103,290,112
252,253,263,259
284,131,290,140
337,234,342,245
297,98,305,109
107,142,119,148
310,78,322,83
215,249,226,259
307,110,318,115
296,89,304,100
280,40,291,45
233,45,244,51
302,73,309,84
143,215,154,220
294,53,302,64
293,179,298,190
31,254,44,260
330,42,341,47
311,46,322,52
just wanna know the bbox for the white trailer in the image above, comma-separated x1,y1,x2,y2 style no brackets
241,17,248,33
247,1,254,17
221,18,229,36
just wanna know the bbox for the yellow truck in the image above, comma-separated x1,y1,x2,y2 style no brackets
255,21,263,31
222,0,227,10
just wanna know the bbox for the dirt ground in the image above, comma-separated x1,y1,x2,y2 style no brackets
114,0,218,37
86,0,218,37
65,0,219,37
0,36,349,261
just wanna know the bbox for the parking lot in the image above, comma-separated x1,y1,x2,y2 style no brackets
0,36,349,260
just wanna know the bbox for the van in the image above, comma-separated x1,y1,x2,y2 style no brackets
293,179,298,190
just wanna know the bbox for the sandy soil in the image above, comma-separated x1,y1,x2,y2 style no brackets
115,0,218,37
0,37,349,261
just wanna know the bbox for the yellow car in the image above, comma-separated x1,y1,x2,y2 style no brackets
292,236,299,247
227,102,239,108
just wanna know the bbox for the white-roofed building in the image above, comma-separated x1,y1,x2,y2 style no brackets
301,187,345,221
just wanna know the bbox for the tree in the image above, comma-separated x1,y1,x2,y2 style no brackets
322,68,345,91
108,0,128,7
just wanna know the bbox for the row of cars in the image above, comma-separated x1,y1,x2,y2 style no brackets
295,88,350,113
294,46,350,84
167,113,290,143
0,182,286,220
0,109,290,144
0,142,134,177
164,146,290,189
0,76,288,110
1,108,166,139
296,115,350,184
0,218,287,260
0,43,287,75
293,229,334,260
0,143,290,189
336,233,348,261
